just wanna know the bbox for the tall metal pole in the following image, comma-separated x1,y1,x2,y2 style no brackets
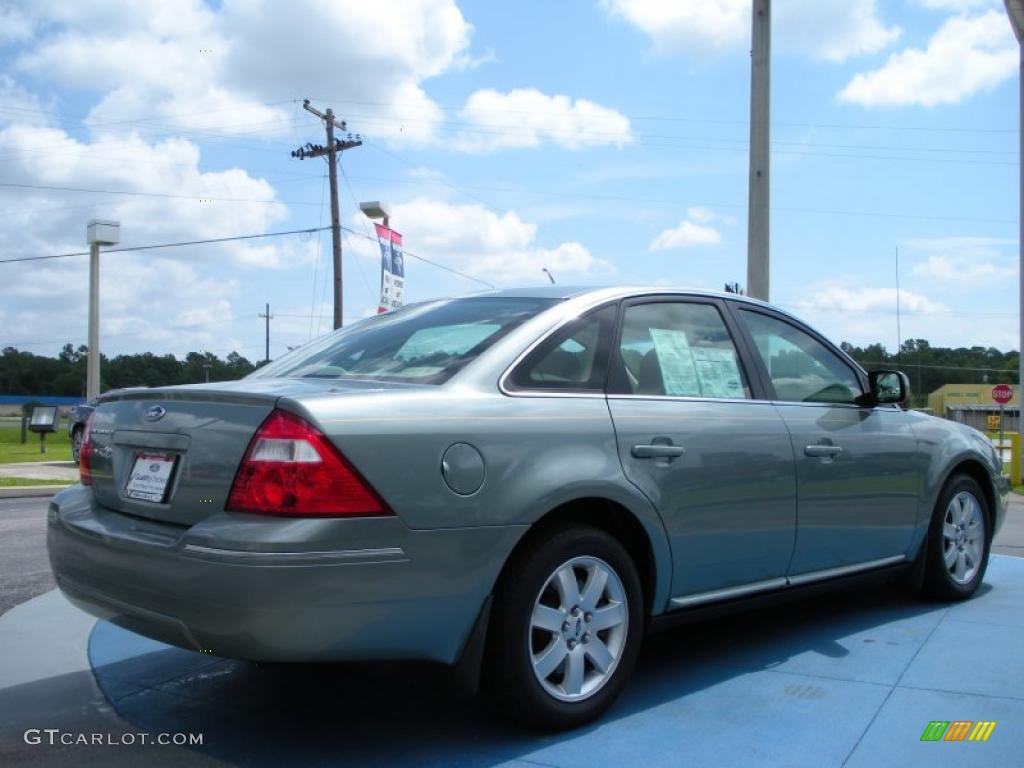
325,110,343,329
895,245,902,362
1007,1,1024,470
747,0,771,301
1018,35,1023,462
86,241,100,400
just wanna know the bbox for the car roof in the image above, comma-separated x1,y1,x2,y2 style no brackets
469,284,775,310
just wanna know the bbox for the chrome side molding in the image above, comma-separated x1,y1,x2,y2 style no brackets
669,555,907,610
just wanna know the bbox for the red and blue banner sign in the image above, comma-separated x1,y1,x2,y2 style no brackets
375,223,405,314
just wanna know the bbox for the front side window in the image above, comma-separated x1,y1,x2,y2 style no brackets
615,302,750,399
507,305,615,391
251,297,559,384
739,310,862,404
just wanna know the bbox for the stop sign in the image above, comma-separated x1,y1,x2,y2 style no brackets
992,384,1013,404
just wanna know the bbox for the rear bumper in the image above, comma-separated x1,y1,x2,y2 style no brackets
47,485,525,664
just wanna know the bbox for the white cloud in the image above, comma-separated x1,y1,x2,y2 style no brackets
352,197,610,284
797,285,949,316
0,122,299,267
915,1,1000,11
10,0,476,146
906,236,1017,284
839,10,1016,107
454,88,633,152
649,208,722,251
0,118,319,358
604,0,899,61
0,5,33,45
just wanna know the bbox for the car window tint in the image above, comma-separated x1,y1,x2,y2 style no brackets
618,302,750,399
251,297,559,384
508,305,615,391
739,310,862,404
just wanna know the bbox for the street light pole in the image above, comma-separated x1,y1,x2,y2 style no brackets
85,220,119,401
87,239,100,399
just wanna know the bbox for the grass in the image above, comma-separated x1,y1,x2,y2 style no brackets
0,477,73,487
0,426,73,464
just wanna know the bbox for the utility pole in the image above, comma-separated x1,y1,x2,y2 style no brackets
747,0,771,302
292,100,362,329
1004,1,1024,459
259,302,273,364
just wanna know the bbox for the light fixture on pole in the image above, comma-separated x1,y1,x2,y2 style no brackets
1004,0,1024,459
85,219,120,401
359,200,391,229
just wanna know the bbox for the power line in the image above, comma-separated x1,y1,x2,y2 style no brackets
855,361,1019,374
301,95,1017,134
0,181,316,206
344,172,1017,226
0,221,496,288
0,226,331,264
337,161,381,305
338,225,495,288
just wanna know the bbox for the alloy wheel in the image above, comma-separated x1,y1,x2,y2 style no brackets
943,490,985,585
528,556,629,702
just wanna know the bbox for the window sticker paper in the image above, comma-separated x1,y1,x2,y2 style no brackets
693,347,745,398
649,328,700,396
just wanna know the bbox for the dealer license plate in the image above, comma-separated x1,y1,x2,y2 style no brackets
124,453,176,502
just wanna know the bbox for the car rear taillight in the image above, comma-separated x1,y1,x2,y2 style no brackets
226,409,391,517
79,413,94,486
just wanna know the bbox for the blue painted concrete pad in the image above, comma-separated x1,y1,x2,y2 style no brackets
88,556,1024,767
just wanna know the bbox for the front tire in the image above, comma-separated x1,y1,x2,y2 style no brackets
484,525,644,730
922,474,991,601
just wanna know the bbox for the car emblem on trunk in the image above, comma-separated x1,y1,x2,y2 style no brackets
145,405,166,421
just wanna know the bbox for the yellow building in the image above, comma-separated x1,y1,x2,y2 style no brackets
927,384,1019,414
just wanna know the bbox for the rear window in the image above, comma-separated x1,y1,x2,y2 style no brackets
250,297,559,384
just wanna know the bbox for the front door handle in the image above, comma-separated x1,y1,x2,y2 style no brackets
632,443,686,460
804,444,843,458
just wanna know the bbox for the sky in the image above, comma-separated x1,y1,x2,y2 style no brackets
0,0,1019,362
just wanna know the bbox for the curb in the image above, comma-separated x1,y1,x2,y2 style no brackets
0,485,70,499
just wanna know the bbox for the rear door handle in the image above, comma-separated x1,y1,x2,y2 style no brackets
632,443,686,459
804,444,843,458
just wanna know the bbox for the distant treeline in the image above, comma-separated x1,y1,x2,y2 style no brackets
0,344,259,397
0,339,1019,404
842,339,1019,407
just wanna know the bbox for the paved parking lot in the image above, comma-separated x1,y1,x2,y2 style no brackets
1,495,1022,767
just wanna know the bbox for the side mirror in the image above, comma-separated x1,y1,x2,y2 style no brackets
867,370,910,407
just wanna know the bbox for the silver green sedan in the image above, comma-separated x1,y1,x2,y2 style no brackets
47,286,1008,730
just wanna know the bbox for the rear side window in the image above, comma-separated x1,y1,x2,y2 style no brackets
506,305,616,392
251,297,559,384
614,302,750,399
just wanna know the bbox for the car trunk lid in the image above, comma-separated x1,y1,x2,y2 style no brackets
84,377,417,526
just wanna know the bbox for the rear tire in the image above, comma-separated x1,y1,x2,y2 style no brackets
71,427,83,464
922,474,991,601
483,525,644,731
